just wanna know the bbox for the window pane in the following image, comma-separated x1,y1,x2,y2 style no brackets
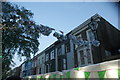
50,53,52,60
86,49,92,64
46,54,49,61
50,50,54,60
57,46,62,56
88,30,95,41
105,50,111,57
42,57,44,63
63,59,66,69
65,42,70,53
52,50,54,59
80,50,85,65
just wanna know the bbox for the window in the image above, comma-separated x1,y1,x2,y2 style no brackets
65,42,70,53
86,49,92,64
79,50,85,65
50,50,55,60
42,57,44,63
75,34,82,49
46,54,49,61
77,34,82,40
57,46,62,56
39,58,41,64
63,59,66,70
50,62,55,72
78,48,93,66
39,68,41,74
87,30,95,41
105,50,111,56
46,64,49,73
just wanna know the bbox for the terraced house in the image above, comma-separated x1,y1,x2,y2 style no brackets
20,14,120,77
71,14,120,67
36,51,45,74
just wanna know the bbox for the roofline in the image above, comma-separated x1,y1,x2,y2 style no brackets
34,14,102,58
71,13,101,34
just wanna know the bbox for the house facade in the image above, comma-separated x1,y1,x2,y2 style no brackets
20,59,33,77
45,42,56,73
36,51,45,74
55,39,75,71
20,14,120,77
32,56,37,75
43,38,75,73
71,14,120,67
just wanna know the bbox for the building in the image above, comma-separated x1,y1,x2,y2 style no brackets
36,51,45,74
71,14,120,67
20,14,120,77
21,59,32,77
32,56,37,75
56,36,75,71
44,42,56,73
44,36,75,73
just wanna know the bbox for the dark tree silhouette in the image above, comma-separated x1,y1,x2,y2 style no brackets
2,2,40,78
2,2,55,78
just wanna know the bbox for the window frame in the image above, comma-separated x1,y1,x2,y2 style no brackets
50,50,55,60
65,41,70,53
57,46,62,56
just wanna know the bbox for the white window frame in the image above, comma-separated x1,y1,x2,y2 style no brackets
86,29,95,41
75,34,82,49
65,42,70,53
57,46,62,56
86,29,94,63
46,54,49,61
50,50,55,60
77,47,93,67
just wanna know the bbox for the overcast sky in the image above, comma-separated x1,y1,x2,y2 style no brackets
12,2,119,68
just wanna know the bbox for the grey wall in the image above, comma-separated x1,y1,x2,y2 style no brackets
66,40,75,69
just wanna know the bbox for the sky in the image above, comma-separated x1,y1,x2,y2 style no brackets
11,2,119,68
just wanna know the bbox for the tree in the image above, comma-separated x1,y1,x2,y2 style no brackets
2,2,40,78
2,2,55,78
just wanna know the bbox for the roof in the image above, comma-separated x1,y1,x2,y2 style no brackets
71,13,101,35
